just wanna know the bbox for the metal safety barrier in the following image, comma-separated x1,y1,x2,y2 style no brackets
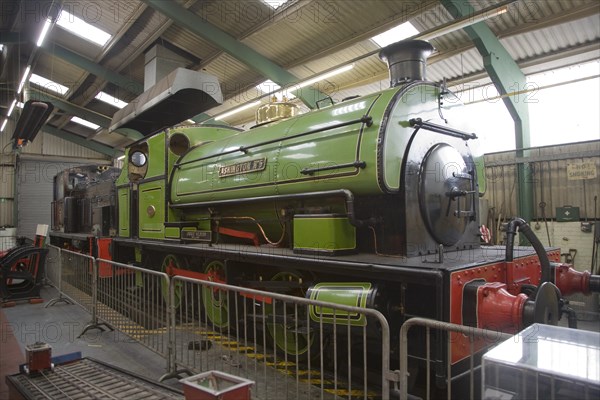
93,258,171,358
39,247,469,399
165,276,392,400
45,245,61,287
46,246,74,308
46,247,94,313
397,317,513,400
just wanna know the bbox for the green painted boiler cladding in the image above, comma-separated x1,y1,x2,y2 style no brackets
116,40,485,257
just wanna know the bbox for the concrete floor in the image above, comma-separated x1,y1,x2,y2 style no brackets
1,286,183,398
1,284,598,400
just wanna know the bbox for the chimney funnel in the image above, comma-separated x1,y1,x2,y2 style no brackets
379,40,434,87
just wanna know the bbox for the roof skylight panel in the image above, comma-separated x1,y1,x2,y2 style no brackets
29,73,69,96
95,92,128,109
256,80,297,100
71,116,100,130
262,1,289,9
56,9,111,46
371,22,419,48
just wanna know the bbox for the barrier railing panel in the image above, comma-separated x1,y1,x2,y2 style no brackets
169,276,391,400
43,247,598,400
94,258,171,358
55,248,95,313
45,245,60,287
33,245,600,400
398,317,513,400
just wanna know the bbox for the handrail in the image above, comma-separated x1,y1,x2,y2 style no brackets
174,115,373,168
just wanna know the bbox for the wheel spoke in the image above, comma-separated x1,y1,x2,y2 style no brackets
160,254,185,308
265,271,313,356
202,260,229,329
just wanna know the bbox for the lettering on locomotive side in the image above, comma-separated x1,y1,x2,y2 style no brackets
219,158,267,178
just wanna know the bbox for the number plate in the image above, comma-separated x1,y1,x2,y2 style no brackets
181,230,212,242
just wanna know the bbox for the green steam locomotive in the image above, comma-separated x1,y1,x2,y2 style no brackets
50,40,599,392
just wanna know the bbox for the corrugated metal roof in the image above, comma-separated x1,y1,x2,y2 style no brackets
243,0,436,67
100,6,171,72
204,53,264,96
3,0,598,154
162,25,220,61
212,0,598,124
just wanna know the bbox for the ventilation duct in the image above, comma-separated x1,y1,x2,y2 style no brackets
109,67,223,136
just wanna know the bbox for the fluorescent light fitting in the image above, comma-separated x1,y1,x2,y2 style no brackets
56,9,111,46
36,18,53,47
0,44,4,52
117,155,125,161
186,119,196,124
214,101,261,121
29,73,69,95
296,64,354,89
372,21,419,48
71,116,100,130
95,92,127,109
17,65,32,94
0,119,7,132
262,0,288,9
7,100,17,117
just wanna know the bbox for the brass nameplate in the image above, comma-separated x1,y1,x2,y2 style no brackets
219,158,267,177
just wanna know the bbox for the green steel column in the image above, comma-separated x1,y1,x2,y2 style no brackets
141,0,328,109
441,1,534,227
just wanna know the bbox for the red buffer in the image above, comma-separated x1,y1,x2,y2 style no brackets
550,262,600,296
463,281,561,333
463,281,528,332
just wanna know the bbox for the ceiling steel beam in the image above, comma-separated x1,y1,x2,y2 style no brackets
441,0,533,226
27,87,111,127
25,87,143,141
141,0,328,109
41,44,143,95
41,125,119,158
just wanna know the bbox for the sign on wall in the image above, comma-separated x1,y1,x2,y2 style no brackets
567,161,597,180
